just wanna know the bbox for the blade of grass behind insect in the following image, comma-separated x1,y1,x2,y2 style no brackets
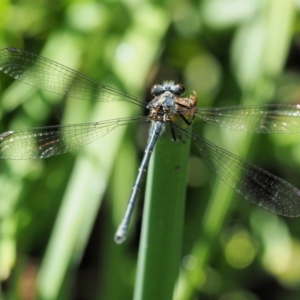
36,34,135,300
134,126,192,300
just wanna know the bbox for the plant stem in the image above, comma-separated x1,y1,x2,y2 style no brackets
134,127,191,300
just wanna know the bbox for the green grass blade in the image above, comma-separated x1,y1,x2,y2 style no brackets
134,127,192,300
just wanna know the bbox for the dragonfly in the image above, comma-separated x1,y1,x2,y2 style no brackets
0,47,300,244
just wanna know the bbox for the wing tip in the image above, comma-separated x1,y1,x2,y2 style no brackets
6,47,19,53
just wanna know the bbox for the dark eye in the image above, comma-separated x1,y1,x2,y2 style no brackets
151,84,164,96
173,83,185,96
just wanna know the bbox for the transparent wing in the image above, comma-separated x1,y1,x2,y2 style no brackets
0,47,144,107
0,117,147,159
176,126,300,217
196,104,300,134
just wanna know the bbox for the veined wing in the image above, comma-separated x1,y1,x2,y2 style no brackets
175,125,300,217
0,48,144,107
0,116,147,159
195,104,300,134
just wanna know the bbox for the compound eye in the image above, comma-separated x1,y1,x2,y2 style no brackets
151,84,164,96
174,83,185,95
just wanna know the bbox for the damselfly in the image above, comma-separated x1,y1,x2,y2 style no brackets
0,47,300,244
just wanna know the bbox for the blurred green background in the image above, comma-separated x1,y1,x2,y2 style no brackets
1,0,300,299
